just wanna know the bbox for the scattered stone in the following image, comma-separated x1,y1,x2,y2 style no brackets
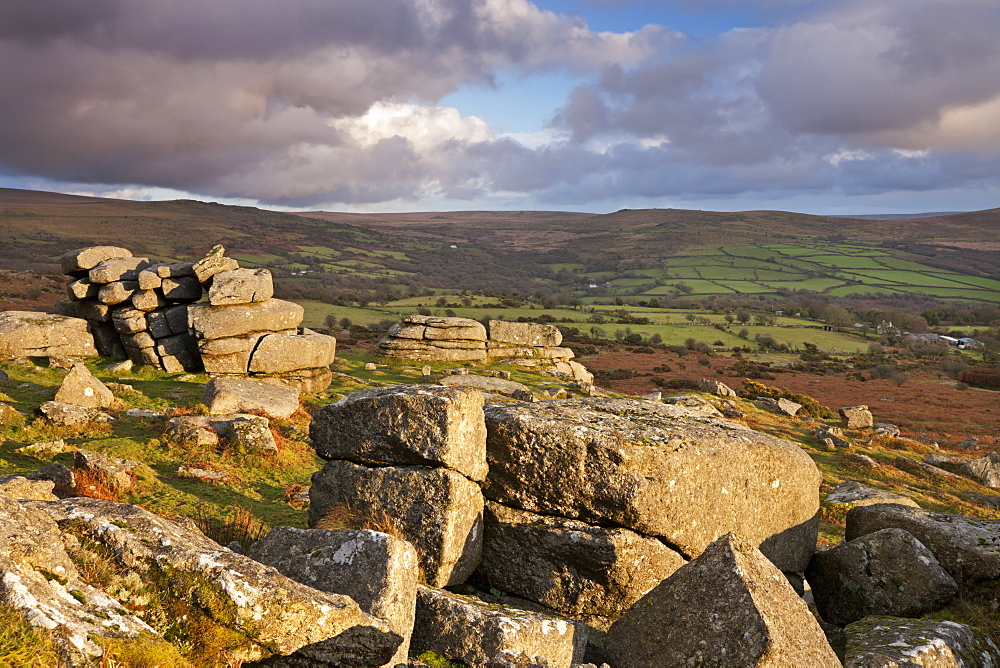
229,416,278,453
494,370,511,379
208,268,274,305
38,400,113,426
805,528,958,626
421,365,432,377
15,439,73,457
249,526,419,667
177,464,229,482
543,387,569,400
0,311,98,359
894,457,963,480
873,423,900,437
124,408,165,419
412,585,586,667
698,378,737,397
105,358,133,374
923,452,970,475
961,492,1000,510
956,436,980,450
0,474,58,501
823,481,919,510
640,391,662,401
364,362,378,371
847,503,1000,585
309,459,484,588
203,377,300,419
840,404,874,429
604,533,839,668
54,363,115,408
843,616,1000,667
816,424,851,449
478,500,686,619
73,449,139,492
483,398,821,572
511,389,536,402
191,245,240,283
962,451,1000,489
755,396,802,416
311,385,488,481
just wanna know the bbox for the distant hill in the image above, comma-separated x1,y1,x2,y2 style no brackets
0,188,997,306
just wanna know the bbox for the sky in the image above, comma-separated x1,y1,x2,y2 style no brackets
0,0,998,215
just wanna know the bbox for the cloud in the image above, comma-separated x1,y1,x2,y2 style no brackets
0,0,670,205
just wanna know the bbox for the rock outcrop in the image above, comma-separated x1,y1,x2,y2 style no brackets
55,245,335,392
375,316,594,384
604,533,839,667
844,616,1000,667
0,311,98,359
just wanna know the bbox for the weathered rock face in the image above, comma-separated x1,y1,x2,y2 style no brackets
248,527,418,668
30,497,403,664
604,533,839,668
488,320,563,347
816,424,851,449
843,616,1000,667
188,298,304,340
203,377,300,419
805,528,958,626
846,503,1000,585
823,480,920,510
38,401,112,427
0,474,58,501
310,385,488,482
309,460,484,588
248,330,337,374
477,501,686,620
756,396,802,416
840,404,874,429
483,398,821,571
53,363,115,408
0,311,98,359
411,585,587,667
962,451,1000,489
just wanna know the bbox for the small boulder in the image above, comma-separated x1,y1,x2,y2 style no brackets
249,526,419,668
54,363,115,408
310,385,487,482
840,404,874,429
230,417,278,453
28,462,76,496
873,423,900,437
192,246,240,283
73,449,139,493
411,585,586,667
0,474,58,501
248,330,337,374
60,245,133,275
756,396,802,416
439,373,531,399
15,439,74,457
962,451,1000,489
805,528,958,626
0,311,98,359
698,378,737,397
487,320,562,347
844,616,1000,667
604,533,839,667
847,504,1000,586
38,401,112,426
208,268,274,305
816,424,851,449
203,377,300,419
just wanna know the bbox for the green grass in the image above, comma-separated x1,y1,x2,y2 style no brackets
827,285,903,297
763,278,845,292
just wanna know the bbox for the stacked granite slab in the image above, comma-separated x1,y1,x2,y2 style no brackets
187,269,336,394
55,245,336,391
375,316,593,382
55,246,202,372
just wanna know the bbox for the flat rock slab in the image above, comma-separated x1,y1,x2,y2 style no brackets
188,299,304,340
203,377,300,419
483,398,821,572
605,533,839,668
439,373,530,397
310,385,487,482
478,501,686,619
823,480,919,509
248,331,337,374
844,617,1000,667
0,311,98,359
30,497,402,663
60,246,132,275
805,528,957,626
88,256,150,283
488,320,562,347
847,503,1000,585
54,363,115,408
411,585,586,667
38,401,112,426
309,460,484,588
249,526,418,668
